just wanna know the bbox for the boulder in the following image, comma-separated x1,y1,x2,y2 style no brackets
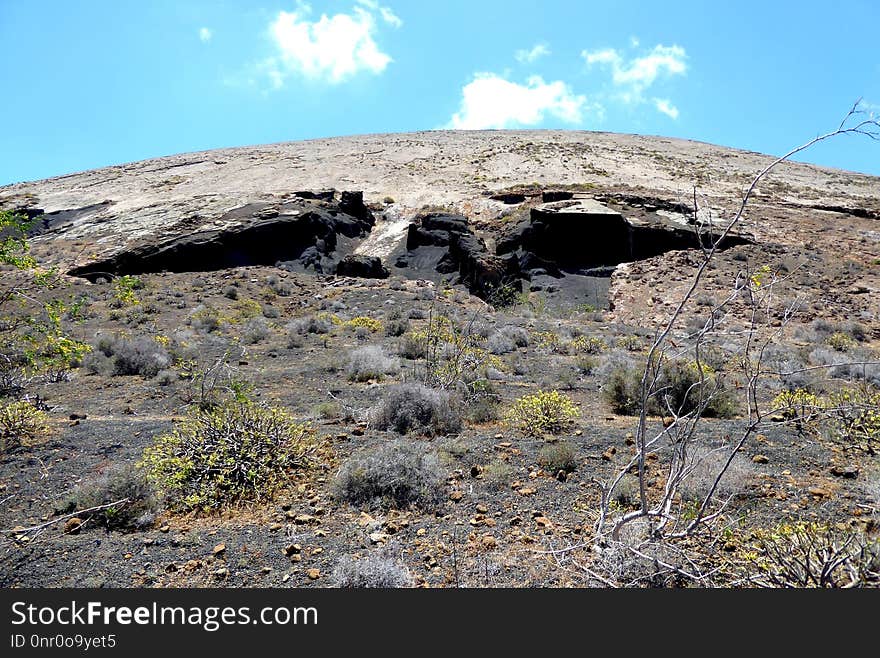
335,254,389,279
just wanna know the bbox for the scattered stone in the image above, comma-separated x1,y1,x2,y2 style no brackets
369,532,389,544
556,470,568,482
752,454,769,464
283,544,302,557
475,504,488,514
830,465,859,479
481,534,498,550
449,491,464,501
64,518,84,534
212,543,226,556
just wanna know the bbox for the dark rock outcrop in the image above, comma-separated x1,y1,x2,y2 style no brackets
335,254,389,278
498,199,752,275
398,212,521,300
67,191,375,281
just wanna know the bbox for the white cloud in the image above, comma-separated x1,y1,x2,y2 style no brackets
654,98,679,119
199,27,212,43
515,43,550,64
448,73,594,130
266,3,399,86
583,42,686,116
355,0,402,27
583,43,686,91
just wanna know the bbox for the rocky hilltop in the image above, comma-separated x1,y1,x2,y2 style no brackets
1,131,879,589
3,130,879,322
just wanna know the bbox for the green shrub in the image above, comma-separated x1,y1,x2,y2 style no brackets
827,331,857,353
110,275,143,308
59,463,158,531
747,522,880,588
333,440,445,509
538,440,578,473
507,389,579,436
603,357,736,418
0,400,50,454
140,402,316,511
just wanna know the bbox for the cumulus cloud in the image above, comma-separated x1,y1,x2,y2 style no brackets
199,27,212,43
583,43,686,91
448,73,593,129
515,43,550,64
583,42,687,116
653,98,679,119
266,3,400,86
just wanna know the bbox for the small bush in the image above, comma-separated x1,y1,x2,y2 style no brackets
677,446,755,504
241,317,270,345
538,440,578,473
385,318,410,337
346,316,382,333
827,331,857,353
141,402,316,511
615,335,643,352
612,473,641,507
571,335,608,354
501,325,529,348
313,402,344,422
603,357,736,418
482,458,515,489
368,383,462,435
85,334,171,378
262,304,281,319
59,463,158,531
487,332,516,355
747,522,880,588
333,440,445,509
0,400,50,453
332,552,412,588
189,305,222,333
465,395,501,424
347,346,399,382
222,285,239,300
398,332,427,359
288,315,332,336
575,355,599,375
507,390,579,436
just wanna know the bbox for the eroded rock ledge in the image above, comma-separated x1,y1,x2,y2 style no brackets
67,191,374,281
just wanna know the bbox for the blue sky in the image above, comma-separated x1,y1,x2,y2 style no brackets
1,0,878,185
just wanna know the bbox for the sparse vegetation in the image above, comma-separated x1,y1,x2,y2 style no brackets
0,400,50,454
59,463,158,531
537,440,578,473
140,402,317,511
332,552,413,588
368,383,462,435
507,390,579,436
346,345,399,382
333,440,445,509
